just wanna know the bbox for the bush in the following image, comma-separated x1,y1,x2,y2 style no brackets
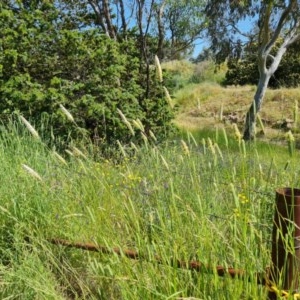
0,3,175,154
224,40,300,88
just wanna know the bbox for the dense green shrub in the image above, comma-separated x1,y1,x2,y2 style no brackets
0,2,175,152
224,41,300,88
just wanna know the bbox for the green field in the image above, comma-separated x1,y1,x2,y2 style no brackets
0,109,299,299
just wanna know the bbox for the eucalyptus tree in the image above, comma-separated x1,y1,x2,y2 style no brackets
65,0,206,60
153,0,206,60
67,0,206,98
205,1,300,140
224,39,300,88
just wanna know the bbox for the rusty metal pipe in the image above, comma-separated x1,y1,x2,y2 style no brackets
48,238,265,284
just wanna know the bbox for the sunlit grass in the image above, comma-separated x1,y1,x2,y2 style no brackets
0,117,299,299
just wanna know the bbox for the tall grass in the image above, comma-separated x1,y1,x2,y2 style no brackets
0,117,299,299
162,59,226,93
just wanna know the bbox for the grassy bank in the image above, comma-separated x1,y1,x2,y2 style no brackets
162,59,300,145
0,117,299,299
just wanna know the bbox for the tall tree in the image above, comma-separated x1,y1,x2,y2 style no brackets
159,0,205,60
224,39,300,88
61,0,205,60
205,1,300,140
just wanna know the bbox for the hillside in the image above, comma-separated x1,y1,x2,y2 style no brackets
163,60,300,144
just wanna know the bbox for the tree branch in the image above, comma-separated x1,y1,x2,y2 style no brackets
102,0,116,40
265,0,297,52
118,0,127,35
87,0,107,35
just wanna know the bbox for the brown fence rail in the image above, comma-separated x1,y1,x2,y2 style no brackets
48,238,265,283
48,188,300,300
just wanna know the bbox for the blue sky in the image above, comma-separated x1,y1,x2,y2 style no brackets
192,18,255,57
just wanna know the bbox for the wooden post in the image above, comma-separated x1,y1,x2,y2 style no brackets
268,188,300,299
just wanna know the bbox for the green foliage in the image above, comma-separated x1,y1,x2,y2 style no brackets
0,2,175,153
1,120,300,298
224,58,258,86
162,59,226,92
224,41,300,88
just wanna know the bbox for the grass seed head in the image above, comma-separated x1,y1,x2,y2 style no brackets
149,130,157,142
117,140,127,157
214,143,223,160
71,146,87,159
286,130,295,156
59,104,75,123
180,140,190,156
155,55,163,83
160,154,170,171
132,119,145,132
233,124,242,141
207,138,216,155
20,116,40,139
53,151,68,165
163,86,174,108
286,130,295,142
294,99,298,125
65,149,74,157
22,164,43,181
130,142,139,152
141,132,148,144
117,109,135,136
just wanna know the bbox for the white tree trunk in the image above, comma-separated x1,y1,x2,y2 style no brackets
243,43,290,140
241,1,300,141
243,72,271,140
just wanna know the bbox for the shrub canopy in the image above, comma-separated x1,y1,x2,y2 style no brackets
224,41,300,88
0,1,175,151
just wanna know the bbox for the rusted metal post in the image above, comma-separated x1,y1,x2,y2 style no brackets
269,188,300,299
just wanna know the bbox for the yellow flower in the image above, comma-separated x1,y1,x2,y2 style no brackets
238,193,249,204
